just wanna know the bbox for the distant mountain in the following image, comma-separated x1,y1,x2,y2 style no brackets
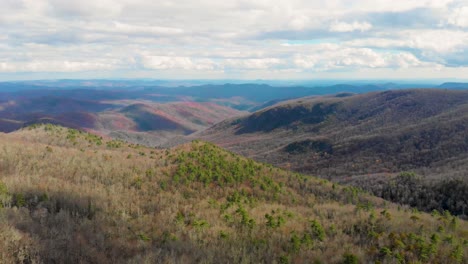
0,81,424,111
438,82,468,89
0,82,403,138
6,96,116,114
144,83,394,109
2,81,466,145
0,96,112,132
0,95,244,145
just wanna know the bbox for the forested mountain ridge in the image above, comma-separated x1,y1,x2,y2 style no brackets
198,89,468,216
201,89,468,177
0,124,466,263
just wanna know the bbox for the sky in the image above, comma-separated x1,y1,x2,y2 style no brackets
0,0,468,81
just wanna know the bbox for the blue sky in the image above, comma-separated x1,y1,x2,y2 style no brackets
0,0,468,80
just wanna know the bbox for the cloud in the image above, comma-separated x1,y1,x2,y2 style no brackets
293,47,428,70
337,0,455,13
111,22,184,36
288,15,312,31
344,29,468,65
140,56,216,71
48,0,123,18
0,60,117,72
408,30,468,54
330,21,372,32
0,0,466,79
224,58,283,69
448,6,468,28
387,52,425,68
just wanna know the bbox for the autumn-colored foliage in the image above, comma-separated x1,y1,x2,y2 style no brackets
0,124,466,263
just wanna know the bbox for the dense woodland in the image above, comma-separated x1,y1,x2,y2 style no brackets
350,172,468,218
0,124,467,263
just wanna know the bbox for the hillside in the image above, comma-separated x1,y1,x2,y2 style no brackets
0,124,466,263
198,89,468,214
119,101,242,133
0,95,244,145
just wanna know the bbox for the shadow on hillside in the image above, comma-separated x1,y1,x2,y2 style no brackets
6,189,144,264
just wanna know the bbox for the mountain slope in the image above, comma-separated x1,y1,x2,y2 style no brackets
120,103,195,133
0,124,466,263
200,89,468,177
0,95,244,146
100,101,245,145
198,89,468,214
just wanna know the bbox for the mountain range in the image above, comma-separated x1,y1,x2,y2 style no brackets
1,80,468,263
1,82,467,210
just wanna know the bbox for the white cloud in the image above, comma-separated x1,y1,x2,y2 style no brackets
140,56,216,71
448,6,468,28
110,22,184,36
345,30,468,54
409,30,468,53
386,52,424,68
288,15,311,30
339,0,455,13
0,0,466,79
293,47,429,70
330,21,372,32
294,55,316,69
0,60,117,72
225,58,283,69
48,0,123,18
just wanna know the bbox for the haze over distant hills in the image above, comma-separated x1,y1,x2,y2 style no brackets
1,80,467,144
